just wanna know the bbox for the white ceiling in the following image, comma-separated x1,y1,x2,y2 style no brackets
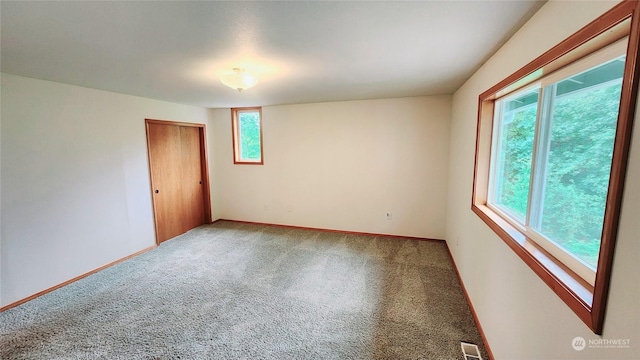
1,1,544,108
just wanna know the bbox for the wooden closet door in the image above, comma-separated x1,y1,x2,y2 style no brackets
180,126,205,232
147,120,210,244
148,123,184,242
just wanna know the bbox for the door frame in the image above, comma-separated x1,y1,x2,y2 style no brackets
145,118,213,245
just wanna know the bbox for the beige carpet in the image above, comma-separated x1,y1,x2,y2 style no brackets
1,220,488,359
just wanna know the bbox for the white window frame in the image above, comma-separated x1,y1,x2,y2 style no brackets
488,39,627,286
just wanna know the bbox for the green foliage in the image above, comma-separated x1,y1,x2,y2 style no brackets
497,83,622,268
539,84,620,267
239,112,261,160
495,104,536,220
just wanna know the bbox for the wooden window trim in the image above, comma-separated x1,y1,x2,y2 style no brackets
471,0,640,334
231,107,264,165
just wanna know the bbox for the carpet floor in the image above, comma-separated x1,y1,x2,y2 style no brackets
1,220,488,359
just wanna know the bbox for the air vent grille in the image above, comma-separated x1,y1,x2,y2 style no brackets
460,342,483,360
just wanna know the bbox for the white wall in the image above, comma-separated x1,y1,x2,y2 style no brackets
446,1,640,359
209,96,451,239
0,74,211,306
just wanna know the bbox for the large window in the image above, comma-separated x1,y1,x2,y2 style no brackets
232,107,263,164
489,42,626,285
472,1,640,334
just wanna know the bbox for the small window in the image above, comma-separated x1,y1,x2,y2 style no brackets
231,107,263,164
472,1,640,334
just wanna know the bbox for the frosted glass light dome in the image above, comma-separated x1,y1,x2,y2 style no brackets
220,68,258,92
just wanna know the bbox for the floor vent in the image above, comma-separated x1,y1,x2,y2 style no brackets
461,342,483,360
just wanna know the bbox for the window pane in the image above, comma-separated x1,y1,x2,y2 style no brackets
535,57,625,268
238,111,261,160
492,90,538,222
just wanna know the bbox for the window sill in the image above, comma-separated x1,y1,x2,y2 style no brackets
233,161,264,165
472,204,595,329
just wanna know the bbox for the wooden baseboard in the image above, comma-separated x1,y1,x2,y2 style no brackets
0,245,156,312
217,218,444,242
445,245,495,360
2,221,490,359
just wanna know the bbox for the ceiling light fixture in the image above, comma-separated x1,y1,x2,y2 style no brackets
220,68,258,92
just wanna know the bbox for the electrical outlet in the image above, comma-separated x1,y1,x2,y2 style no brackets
386,212,392,220
287,204,293,213
264,204,268,211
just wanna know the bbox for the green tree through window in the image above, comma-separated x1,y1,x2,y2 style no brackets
238,111,261,160
538,81,621,267
491,56,624,270
232,107,263,164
